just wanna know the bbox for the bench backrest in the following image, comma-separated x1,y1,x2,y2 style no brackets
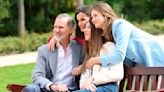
119,66,164,92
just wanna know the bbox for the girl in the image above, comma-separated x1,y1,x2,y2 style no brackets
86,2,164,69
74,21,123,92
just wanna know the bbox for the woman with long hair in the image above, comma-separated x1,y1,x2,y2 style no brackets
74,21,123,92
86,2,164,69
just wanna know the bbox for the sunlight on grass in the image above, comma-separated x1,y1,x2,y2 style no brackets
0,63,35,92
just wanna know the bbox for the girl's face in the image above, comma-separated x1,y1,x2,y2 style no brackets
83,22,91,41
91,9,105,29
76,12,90,32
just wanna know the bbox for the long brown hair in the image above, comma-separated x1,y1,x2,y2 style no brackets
81,21,103,73
92,2,119,42
75,6,91,39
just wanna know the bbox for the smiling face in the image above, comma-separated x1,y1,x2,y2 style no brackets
53,18,73,42
91,9,106,29
83,22,91,41
76,12,90,32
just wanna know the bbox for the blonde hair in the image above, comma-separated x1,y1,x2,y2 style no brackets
92,2,119,42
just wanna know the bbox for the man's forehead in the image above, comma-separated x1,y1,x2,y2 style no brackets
55,17,68,23
54,18,68,27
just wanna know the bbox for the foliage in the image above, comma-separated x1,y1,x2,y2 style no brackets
0,32,51,55
0,0,10,19
0,19,163,55
0,0,76,36
133,19,164,35
0,63,35,92
0,0,18,36
0,0,164,36
122,0,164,21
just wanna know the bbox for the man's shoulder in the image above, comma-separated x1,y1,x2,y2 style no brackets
38,44,49,52
70,40,83,48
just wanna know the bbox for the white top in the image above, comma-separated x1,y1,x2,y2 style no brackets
80,42,124,86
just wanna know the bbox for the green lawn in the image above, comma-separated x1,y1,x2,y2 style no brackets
0,63,35,92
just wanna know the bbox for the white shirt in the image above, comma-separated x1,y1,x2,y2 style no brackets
46,42,76,90
55,42,76,90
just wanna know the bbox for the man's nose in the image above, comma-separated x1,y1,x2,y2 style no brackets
54,28,60,33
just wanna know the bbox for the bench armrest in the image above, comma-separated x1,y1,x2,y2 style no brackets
7,83,26,92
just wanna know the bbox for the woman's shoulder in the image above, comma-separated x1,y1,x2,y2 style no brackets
113,19,127,26
103,42,115,48
113,19,132,27
72,37,85,46
101,42,116,55
112,19,134,34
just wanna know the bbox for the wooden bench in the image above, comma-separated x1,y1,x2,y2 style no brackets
119,66,164,92
7,66,164,92
7,84,26,92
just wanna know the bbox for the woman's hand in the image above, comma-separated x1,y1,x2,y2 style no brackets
72,65,82,76
86,57,101,69
48,35,57,51
86,83,97,92
80,76,96,91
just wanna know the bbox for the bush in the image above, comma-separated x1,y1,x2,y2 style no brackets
0,19,163,55
0,32,51,55
133,19,164,35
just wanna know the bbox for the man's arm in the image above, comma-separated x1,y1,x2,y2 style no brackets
32,45,53,90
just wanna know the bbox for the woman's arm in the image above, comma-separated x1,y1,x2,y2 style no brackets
48,34,84,51
48,34,57,51
100,20,132,67
92,42,124,85
86,20,132,68
93,62,124,85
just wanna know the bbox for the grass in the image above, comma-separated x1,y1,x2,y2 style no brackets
0,63,35,92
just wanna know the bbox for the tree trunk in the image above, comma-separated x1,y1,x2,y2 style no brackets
18,0,26,36
76,0,84,8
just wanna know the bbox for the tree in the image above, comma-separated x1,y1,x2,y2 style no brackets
18,0,26,36
77,0,84,8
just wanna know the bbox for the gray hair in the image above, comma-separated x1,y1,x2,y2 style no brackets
56,13,75,28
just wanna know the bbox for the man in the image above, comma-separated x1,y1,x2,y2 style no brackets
23,13,84,92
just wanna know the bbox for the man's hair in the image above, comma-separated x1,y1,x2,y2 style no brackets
56,13,75,28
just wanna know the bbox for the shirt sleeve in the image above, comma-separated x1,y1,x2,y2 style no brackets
100,20,132,67
45,82,53,91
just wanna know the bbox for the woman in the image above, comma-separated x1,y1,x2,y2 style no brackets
74,21,123,92
86,2,164,69
48,6,91,51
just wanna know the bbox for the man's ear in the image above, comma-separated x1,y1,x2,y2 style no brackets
69,27,74,34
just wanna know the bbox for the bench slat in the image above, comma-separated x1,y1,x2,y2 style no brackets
119,66,164,92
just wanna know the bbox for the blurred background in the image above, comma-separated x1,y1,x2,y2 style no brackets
0,0,164,55
0,0,164,91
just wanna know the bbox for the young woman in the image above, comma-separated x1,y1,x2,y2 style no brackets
74,21,123,92
85,2,164,69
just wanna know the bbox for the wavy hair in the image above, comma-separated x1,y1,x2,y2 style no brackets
92,2,119,42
